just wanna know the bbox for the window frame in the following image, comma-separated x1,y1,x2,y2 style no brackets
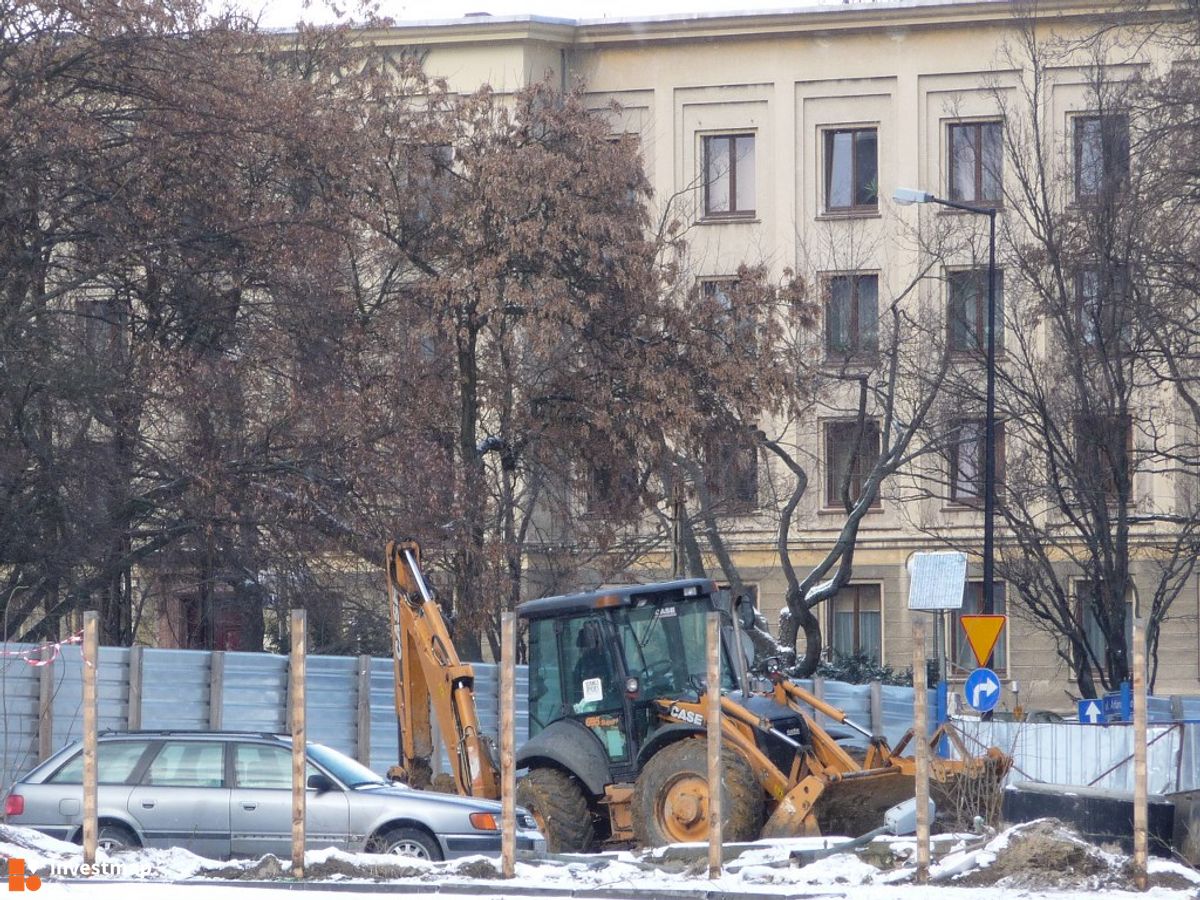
827,583,883,663
823,271,880,360
703,431,759,515
946,120,1004,206
946,267,1004,356
1075,265,1132,352
701,132,756,220
1074,412,1134,504
1073,113,1130,203
823,418,883,510
823,126,880,214
948,419,1006,506
1071,577,1135,677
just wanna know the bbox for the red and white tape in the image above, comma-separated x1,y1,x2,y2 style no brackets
1,632,84,667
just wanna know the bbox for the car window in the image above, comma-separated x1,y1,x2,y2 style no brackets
47,741,151,785
143,741,225,788
233,744,317,789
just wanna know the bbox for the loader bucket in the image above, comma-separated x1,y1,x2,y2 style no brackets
761,767,916,838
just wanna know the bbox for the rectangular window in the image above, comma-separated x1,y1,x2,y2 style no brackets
586,459,639,515
233,744,318,788
1074,579,1134,671
947,269,1004,353
703,134,755,218
829,584,882,662
825,273,879,358
143,741,226,788
1076,266,1131,350
702,277,757,350
949,419,1005,504
704,433,758,513
950,582,1007,676
48,741,152,785
1075,413,1133,502
948,121,1003,205
1075,114,1130,201
825,128,878,212
824,419,882,508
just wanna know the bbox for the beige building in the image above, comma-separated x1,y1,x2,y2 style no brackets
360,0,1197,711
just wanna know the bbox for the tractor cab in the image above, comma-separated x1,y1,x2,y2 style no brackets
520,579,741,781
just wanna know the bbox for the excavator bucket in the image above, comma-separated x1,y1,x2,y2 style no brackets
761,768,918,838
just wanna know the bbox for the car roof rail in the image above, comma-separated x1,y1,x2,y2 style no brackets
96,729,289,740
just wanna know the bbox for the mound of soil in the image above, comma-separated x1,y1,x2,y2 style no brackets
199,853,426,882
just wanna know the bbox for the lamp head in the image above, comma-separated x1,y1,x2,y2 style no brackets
893,187,935,206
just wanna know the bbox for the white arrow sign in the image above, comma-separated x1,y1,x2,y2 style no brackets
1081,701,1103,724
972,676,999,709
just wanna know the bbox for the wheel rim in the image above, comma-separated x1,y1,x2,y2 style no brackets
98,835,127,851
655,773,711,843
386,838,431,859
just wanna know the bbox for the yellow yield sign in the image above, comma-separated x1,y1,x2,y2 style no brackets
960,615,1007,667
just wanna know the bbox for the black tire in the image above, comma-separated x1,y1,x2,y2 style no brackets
632,738,764,847
95,823,139,852
367,825,443,861
515,766,595,853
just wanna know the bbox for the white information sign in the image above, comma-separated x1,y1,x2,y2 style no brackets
907,551,967,611
581,677,603,703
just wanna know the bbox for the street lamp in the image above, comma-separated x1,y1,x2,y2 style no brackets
894,187,999,621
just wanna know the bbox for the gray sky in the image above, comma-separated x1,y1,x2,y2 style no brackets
248,0,826,28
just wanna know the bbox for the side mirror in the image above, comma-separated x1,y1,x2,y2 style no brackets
734,595,756,630
306,773,336,793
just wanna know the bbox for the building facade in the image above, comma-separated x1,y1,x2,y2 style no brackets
360,0,1197,711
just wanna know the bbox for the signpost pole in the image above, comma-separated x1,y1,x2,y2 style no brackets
1132,617,1148,892
913,617,930,884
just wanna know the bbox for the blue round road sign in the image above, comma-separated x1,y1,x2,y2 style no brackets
964,667,1001,713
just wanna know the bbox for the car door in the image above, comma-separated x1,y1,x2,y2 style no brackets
228,742,350,858
127,740,230,859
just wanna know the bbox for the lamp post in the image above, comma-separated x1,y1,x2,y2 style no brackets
894,188,999,621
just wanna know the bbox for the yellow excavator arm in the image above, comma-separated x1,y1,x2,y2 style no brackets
385,539,500,799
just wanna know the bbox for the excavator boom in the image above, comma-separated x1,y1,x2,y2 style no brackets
386,539,499,798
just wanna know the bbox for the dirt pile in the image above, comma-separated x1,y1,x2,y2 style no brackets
956,819,1192,892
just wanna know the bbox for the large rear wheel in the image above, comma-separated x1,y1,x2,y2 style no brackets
632,738,763,847
516,766,595,853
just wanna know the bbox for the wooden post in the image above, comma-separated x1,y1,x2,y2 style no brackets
912,617,930,884
127,646,143,732
82,611,98,867
357,654,372,766
1132,616,1148,892
208,650,225,730
706,613,723,879
290,610,307,879
500,613,517,879
38,649,54,762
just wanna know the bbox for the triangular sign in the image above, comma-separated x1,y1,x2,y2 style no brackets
960,615,1007,668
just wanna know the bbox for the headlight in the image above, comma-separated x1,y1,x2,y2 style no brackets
519,813,538,830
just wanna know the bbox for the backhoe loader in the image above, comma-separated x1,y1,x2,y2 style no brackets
385,539,1008,852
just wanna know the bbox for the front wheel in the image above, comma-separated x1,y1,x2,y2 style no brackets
632,739,764,847
367,825,443,861
516,767,595,853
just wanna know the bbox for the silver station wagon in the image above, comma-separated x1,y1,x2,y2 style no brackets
3,731,543,861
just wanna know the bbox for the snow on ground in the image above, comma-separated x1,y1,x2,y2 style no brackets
2,821,1198,899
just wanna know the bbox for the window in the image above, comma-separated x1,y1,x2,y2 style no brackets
1076,266,1131,350
1074,114,1129,201
947,269,1004,353
824,419,882,508
703,134,755,218
825,273,879,358
828,584,882,662
233,744,318,789
949,419,1006,504
48,741,151,785
1075,413,1133,502
585,459,640,515
704,433,758,513
1074,578,1134,671
144,741,225,788
825,128,878,212
948,121,1003,205
950,582,1007,676
702,278,757,350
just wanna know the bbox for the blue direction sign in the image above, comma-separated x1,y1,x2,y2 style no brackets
964,667,1001,713
1078,699,1106,724
1102,682,1132,723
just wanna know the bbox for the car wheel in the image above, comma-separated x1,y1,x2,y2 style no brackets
368,826,443,861
95,823,139,852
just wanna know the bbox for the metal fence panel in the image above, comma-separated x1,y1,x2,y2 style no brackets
0,653,41,795
219,652,287,734
141,648,208,732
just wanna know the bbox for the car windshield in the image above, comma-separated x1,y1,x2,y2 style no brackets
306,742,386,787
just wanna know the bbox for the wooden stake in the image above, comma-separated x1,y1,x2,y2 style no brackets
1132,616,1148,892
290,609,307,879
913,616,930,884
356,654,372,766
81,611,98,867
38,647,54,762
500,612,517,879
707,612,723,880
